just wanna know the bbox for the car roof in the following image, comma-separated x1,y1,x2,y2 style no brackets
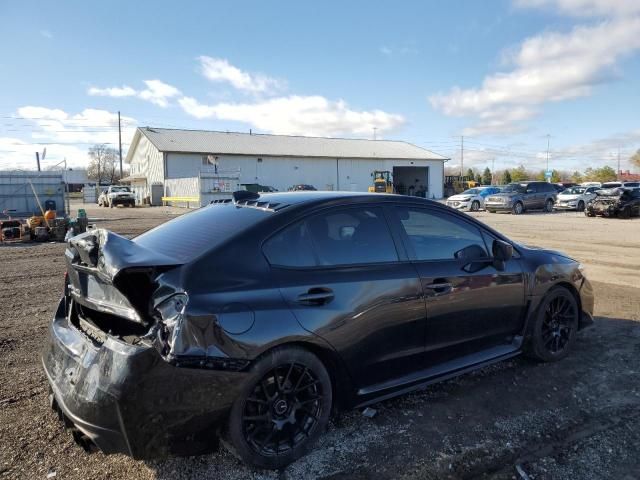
255,190,433,206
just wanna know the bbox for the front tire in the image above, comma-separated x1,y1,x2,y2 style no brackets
544,199,554,213
577,200,585,212
512,202,524,215
470,200,480,212
527,286,579,362
224,346,332,469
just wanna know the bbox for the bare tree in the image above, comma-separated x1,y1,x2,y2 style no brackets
87,144,121,184
631,149,640,169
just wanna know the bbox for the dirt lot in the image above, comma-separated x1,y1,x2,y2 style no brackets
1,202,639,480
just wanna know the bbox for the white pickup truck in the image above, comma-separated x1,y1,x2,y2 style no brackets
98,186,135,208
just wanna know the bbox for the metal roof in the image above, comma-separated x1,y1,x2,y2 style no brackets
134,127,447,161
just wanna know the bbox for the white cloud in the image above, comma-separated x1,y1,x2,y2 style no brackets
429,14,640,135
88,85,137,97
198,56,284,94
87,79,181,107
179,95,405,137
380,46,393,56
0,107,138,169
40,30,53,39
138,80,181,107
514,0,640,17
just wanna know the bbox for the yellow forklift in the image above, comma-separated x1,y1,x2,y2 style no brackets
368,170,394,193
444,175,478,197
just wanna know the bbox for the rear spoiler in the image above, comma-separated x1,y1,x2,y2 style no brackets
66,229,181,284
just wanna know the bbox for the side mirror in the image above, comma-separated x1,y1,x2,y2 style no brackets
492,239,513,271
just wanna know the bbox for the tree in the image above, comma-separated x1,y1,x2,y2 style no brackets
482,167,492,185
630,149,640,169
510,164,528,182
87,144,121,184
571,171,583,183
535,170,546,181
551,169,562,183
501,169,512,184
466,168,475,180
582,166,616,182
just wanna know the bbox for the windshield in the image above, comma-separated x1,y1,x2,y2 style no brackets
110,186,130,192
461,188,479,195
501,183,526,193
561,187,586,195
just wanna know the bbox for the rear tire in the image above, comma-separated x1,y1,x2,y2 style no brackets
577,200,585,212
527,286,579,362
224,346,332,469
544,199,554,213
618,207,631,219
512,202,524,215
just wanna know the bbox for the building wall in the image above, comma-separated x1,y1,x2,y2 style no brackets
164,153,444,198
128,134,164,201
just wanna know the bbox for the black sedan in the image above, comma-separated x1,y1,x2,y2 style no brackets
43,191,594,469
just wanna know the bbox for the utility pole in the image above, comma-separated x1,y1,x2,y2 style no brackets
545,134,550,172
460,135,464,177
35,152,41,171
491,158,495,184
118,111,123,179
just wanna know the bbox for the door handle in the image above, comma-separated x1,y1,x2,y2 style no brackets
424,281,453,296
297,288,334,305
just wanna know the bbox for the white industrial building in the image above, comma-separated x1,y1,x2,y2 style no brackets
122,127,448,206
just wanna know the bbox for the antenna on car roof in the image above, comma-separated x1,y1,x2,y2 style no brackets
232,190,260,203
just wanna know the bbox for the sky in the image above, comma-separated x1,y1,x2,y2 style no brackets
1,0,639,174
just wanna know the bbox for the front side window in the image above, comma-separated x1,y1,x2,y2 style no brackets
263,207,398,267
395,208,488,261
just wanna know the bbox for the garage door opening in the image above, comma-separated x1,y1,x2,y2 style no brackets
393,166,429,197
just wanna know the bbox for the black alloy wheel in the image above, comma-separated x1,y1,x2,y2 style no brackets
528,286,579,362
225,347,332,469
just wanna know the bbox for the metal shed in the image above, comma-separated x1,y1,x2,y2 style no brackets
0,171,66,218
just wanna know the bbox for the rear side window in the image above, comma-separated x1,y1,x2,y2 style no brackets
135,203,269,262
263,207,398,267
394,207,488,261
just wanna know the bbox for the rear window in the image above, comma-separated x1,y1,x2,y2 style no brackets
134,203,269,262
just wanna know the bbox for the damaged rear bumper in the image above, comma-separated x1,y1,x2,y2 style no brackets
42,298,249,459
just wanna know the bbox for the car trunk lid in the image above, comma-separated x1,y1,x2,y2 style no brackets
65,229,182,325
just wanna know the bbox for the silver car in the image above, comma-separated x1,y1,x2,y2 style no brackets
446,186,502,211
554,185,599,212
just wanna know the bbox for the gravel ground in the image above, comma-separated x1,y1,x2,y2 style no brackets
1,202,639,480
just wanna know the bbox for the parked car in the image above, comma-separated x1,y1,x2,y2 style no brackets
98,185,135,208
446,186,502,211
601,182,623,189
622,181,640,188
241,183,278,193
44,191,593,469
580,182,602,188
550,184,566,193
289,184,317,191
485,181,557,214
585,187,640,218
554,185,599,212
